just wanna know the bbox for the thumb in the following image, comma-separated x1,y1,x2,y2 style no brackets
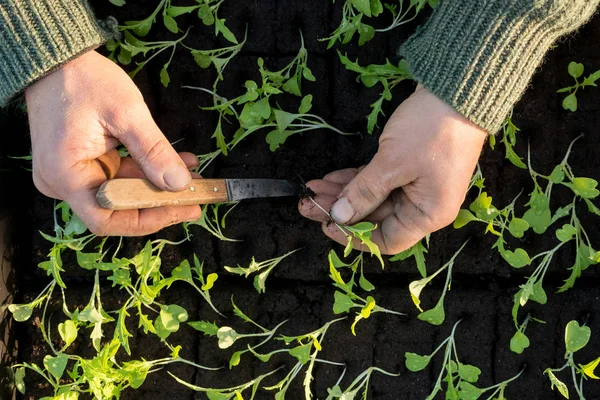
110,106,191,191
330,155,408,225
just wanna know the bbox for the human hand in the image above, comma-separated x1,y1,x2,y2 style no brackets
25,50,201,236
298,85,487,255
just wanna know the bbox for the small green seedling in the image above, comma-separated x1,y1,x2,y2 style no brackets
170,367,281,399
338,51,412,133
376,0,437,33
544,320,600,399
510,314,546,355
189,298,287,369
409,241,468,326
329,250,406,335
405,320,525,400
326,366,399,399
321,0,382,48
225,248,301,293
250,318,346,399
489,112,526,169
184,202,239,241
557,61,600,112
107,30,190,86
389,236,429,277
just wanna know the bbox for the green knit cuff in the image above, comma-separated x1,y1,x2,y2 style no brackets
0,0,116,106
400,0,599,134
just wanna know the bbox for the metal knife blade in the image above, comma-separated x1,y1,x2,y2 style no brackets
225,179,304,202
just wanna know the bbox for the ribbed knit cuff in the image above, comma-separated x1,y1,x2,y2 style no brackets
400,0,598,134
0,0,116,106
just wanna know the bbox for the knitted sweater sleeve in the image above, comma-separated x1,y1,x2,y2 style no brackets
400,0,599,134
0,0,114,106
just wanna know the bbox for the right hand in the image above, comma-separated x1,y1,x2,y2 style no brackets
25,50,201,236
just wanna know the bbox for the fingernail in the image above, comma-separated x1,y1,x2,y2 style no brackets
331,197,355,224
163,165,191,190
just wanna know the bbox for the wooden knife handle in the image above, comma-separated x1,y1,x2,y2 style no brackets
96,179,229,210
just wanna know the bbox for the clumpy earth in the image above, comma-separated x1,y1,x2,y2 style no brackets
1,1,600,399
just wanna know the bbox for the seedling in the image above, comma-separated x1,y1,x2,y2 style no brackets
322,0,381,48
390,236,429,277
189,298,287,369
249,317,346,399
309,198,384,267
409,241,468,326
557,61,600,111
184,202,239,241
405,320,525,400
225,248,301,293
170,367,281,399
329,250,406,335
489,112,526,169
375,0,437,33
510,314,545,354
326,366,399,399
338,51,412,133
544,320,600,399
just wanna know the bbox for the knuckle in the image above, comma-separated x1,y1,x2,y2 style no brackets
137,138,171,169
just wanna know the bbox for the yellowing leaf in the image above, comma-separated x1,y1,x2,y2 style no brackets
580,356,600,379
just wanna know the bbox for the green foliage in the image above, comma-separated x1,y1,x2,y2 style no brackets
389,237,429,277
489,112,526,169
184,202,239,241
338,51,412,133
409,241,468,326
326,366,399,399
323,0,435,48
404,320,524,400
225,248,301,293
557,61,600,112
543,320,600,399
329,250,406,335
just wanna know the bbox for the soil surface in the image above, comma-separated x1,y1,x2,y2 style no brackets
2,1,600,399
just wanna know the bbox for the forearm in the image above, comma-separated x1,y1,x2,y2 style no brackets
0,0,116,106
400,0,599,134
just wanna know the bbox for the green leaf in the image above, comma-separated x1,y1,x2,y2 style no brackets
229,351,243,369
299,95,313,114
457,381,483,400
562,92,578,112
188,320,219,336
14,366,26,394
44,353,68,380
469,192,499,221
166,5,198,17
530,280,547,304
510,330,530,354
193,52,212,69
580,356,600,379
217,326,238,349
351,0,372,16
367,96,385,134
116,307,132,355
418,301,445,326
549,166,565,183
357,23,375,46
8,304,32,322
122,360,151,389
568,61,584,79
405,352,431,372
198,4,215,25
126,18,153,37
160,64,170,87
458,364,481,383
359,271,375,292
501,248,531,269
109,0,126,5
282,77,301,96
58,320,78,348
565,320,591,354
556,224,577,242
212,118,228,155
333,291,355,314
265,129,294,152
201,273,218,291
545,370,569,398
289,343,312,364
508,218,529,238
159,304,189,332
163,14,178,33
566,177,599,199
523,197,552,234
453,209,478,229
215,18,238,44
273,109,298,132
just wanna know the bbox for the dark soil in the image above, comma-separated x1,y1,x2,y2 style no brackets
2,1,600,399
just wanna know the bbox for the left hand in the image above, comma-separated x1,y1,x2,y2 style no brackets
298,85,487,255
